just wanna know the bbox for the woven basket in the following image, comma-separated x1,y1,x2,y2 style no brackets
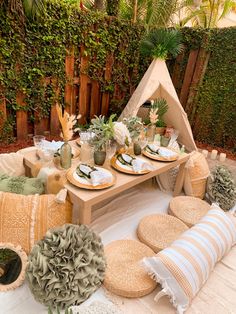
169,196,211,227
137,214,188,253
104,240,157,298
0,192,72,254
184,151,210,199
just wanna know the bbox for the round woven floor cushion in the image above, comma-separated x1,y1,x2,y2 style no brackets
137,214,188,253
103,239,157,298
169,196,211,227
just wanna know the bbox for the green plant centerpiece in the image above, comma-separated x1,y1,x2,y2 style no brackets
123,116,144,155
88,115,115,165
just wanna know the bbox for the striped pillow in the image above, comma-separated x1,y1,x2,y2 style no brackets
143,204,236,313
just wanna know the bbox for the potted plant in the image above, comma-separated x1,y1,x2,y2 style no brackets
88,115,115,165
122,116,143,155
153,98,168,135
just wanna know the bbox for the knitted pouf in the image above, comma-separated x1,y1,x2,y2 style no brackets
26,224,106,308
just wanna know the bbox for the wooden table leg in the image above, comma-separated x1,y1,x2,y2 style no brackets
79,203,92,225
173,162,186,196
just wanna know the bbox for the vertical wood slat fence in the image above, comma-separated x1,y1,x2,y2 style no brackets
0,46,209,141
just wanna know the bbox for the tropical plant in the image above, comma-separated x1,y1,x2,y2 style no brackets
140,28,183,60
180,0,236,28
119,0,179,28
0,0,45,20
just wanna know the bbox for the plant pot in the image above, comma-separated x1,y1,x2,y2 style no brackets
155,127,166,135
161,136,170,147
94,150,106,166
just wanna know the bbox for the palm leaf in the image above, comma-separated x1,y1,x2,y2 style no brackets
23,0,45,19
140,28,183,60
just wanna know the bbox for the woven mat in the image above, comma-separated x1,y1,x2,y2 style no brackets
169,196,211,227
103,239,157,298
137,214,188,252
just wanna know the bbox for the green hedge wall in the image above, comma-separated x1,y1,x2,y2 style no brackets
0,0,235,150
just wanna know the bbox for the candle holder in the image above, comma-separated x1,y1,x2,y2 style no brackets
219,153,226,162
202,149,208,158
210,149,218,160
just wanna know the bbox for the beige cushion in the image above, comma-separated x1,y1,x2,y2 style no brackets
0,153,25,176
143,204,236,313
169,196,211,227
0,192,72,253
104,239,157,298
137,214,188,252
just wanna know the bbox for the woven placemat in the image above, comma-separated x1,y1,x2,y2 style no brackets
137,214,188,253
169,196,211,227
103,239,157,298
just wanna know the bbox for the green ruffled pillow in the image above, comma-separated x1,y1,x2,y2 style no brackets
0,172,44,195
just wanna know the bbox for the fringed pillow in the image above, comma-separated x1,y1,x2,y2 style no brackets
143,204,236,314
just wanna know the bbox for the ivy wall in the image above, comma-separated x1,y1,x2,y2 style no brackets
0,0,235,151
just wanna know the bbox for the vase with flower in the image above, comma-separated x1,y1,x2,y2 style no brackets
56,104,80,169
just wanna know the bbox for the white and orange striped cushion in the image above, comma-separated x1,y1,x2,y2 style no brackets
143,204,236,313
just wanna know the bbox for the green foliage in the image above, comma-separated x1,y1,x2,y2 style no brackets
0,0,146,128
88,114,116,149
140,29,183,60
207,165,236,211
106,0,120,16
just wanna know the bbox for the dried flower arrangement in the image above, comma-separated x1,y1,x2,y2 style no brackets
56,104,81,141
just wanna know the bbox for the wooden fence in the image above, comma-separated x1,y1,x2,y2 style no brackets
0,45,209,141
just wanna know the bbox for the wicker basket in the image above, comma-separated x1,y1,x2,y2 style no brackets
184,151,210,199
137,214,188,252
104,240,157,298
169,196,211,227
0,192,72,253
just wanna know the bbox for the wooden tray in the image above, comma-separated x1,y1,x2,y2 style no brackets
110,156,150,175
67,167,116,190
142,147,179,162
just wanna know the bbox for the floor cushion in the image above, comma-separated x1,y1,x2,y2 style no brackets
0,172,44,195
143,203,236,313
0,153,25,176
0,192,72,253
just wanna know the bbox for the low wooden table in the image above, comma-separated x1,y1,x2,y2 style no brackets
23,149,189,225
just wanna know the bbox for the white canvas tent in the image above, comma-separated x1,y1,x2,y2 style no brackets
119,59,197,152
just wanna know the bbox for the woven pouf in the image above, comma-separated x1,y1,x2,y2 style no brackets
169,196,211,227
103,239,157,298
137,214,188,253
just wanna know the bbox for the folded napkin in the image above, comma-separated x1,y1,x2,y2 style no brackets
158,147,177,158
41,140,64,152
90,170,113,186
132,159,154,172
147,143,160,153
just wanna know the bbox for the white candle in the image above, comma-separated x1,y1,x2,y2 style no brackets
202,149,208,158
219,153,226,162
211,149,218,160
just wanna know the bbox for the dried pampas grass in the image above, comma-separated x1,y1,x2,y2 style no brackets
56,104,81,141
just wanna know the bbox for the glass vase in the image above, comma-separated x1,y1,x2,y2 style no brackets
147,124,156,143
60,141,72,169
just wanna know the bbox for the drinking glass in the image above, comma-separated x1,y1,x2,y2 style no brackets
33,135,45,149
106,140,117,160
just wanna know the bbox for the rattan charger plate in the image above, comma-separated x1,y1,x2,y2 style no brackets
137,214,188,253
142,147,179,162
103,240,157,298
169,196,211,227
67,167,116,190
110,156,150,175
